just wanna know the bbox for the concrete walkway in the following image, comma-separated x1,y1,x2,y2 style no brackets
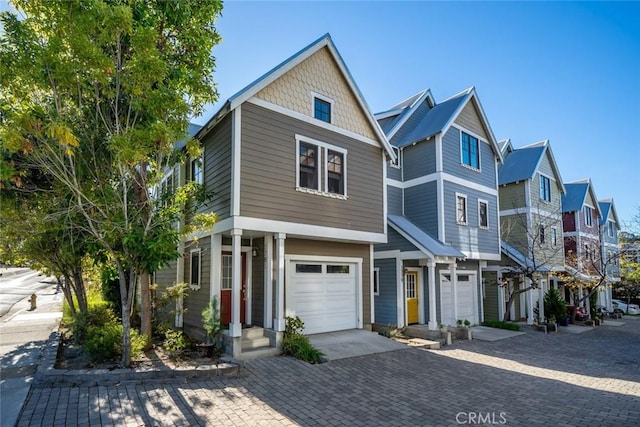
471,325,525,341
308,329,406,361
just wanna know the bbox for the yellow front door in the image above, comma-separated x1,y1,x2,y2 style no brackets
405,271,419,324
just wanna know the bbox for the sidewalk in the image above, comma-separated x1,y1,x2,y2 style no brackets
0,284,63,427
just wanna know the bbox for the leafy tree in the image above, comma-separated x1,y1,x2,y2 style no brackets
0,0,222,366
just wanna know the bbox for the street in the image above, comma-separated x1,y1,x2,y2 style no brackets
0,269,57,318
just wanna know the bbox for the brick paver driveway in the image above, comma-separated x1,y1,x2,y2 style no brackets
18,317,640,426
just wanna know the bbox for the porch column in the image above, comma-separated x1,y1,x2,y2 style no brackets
264,233,274,329
526,277,534,325
229,229,242,337
210,233,222,308
273,233,286,332
450,263,458,323
497,272,505,321
519,276,526,319
175,240,185,328
538,281,545,322
428,261,437,330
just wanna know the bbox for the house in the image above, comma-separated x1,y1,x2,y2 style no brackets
155,34,395,359
560,179,603,307
598,198,620,310
373,88,503,330
484,139,566,323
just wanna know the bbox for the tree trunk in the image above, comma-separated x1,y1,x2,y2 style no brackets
140,272,152,350
72,267,87,313
59,276,76,317
117,261,133,367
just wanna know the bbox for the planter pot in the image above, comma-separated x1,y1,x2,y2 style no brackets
559,318,570,327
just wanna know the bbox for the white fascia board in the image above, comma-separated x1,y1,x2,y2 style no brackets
386,90,433,140
374,250,401,259
387,222,434,260
461,251,502,261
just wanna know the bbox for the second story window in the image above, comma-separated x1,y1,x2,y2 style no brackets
190,249,201,290
585,206,593,227
190,155,203,185
478,200,488,228
313,96,332,123
461,132,480,170
551,227,557,247
456,194,468,225
296,135,347,198
608,221,615,238
539,225,546,244
540,175,551,202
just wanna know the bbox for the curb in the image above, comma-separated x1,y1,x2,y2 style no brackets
33,331,244,387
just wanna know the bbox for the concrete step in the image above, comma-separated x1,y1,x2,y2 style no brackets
404,325,441,341
239,347,281,361
241,336,271,351
242,327,265,340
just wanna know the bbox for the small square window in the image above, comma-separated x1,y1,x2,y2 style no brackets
373,268,380,296
314,97,331,123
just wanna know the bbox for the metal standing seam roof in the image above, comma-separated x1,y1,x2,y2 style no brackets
395,92,469,148
387,214,464,258
501,240,551,272
175,123,204,150
598,201,612,224
561,182,589,213
498,145,546,185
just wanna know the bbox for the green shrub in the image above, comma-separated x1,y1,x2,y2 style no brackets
481,320,521,331
284,315,305,338
163,328,189,353
83,323,146,362
544,288,568,322
282,334,324,364
71,303,117,344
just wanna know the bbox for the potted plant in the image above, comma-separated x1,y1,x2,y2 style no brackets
200,296,223,358
546,315,557,332
464,319,471,328
544,288,567,327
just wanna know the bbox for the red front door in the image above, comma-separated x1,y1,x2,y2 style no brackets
220,252,246,325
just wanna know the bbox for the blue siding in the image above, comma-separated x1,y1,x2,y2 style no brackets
390,101,431,147
376,227,419,252
403,139,436,181
374,258,398,326
387,185,403,216
404,181,439,238
387,161,402,181
442,127,497,190
443,181,500,258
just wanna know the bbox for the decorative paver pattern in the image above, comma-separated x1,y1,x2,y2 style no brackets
17,318,640,426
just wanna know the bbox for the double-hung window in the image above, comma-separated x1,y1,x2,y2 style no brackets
190,249,201,290
190,154,203,185
478,200,488,229
539,175,551,202
608,221,615,238
551,227,557,247
461,132,480,170
585,206,593,227
296,135,347,197
456,194,468,225
539,225,546,244
313,94,332,123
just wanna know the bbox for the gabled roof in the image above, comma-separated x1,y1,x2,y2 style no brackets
388,214,464,259
498,140,565,193
499,138,512,155
196,33,396,160
501,240,551,272
598,198,620,225
176,123,203,150
379,87,503,163
562,179,602,217
375,90,435,139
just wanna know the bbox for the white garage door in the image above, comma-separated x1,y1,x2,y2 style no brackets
440,272,476,326
286,261,358,335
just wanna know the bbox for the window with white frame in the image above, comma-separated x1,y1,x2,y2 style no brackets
190,249,201,290
608,221,615,238
221,254,232,289
159,171,175,206
373,268,380,296
461,131,480,170
190,154,203,185
584,244,592,261
456,194,468,225
551,227,557,247
539,175,551,202
296,135,347,197
585,206,593,227
313,94,332,123
478,200,488,229
539,225,546,244
390,146,401,169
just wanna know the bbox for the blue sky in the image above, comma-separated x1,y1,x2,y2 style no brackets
203,1,639,229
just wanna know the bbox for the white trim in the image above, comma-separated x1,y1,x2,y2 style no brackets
374,249,401,259
451,124,489,146
386,178,404,188
373,267,380,297
263,234,273,329
231,107,241,217
437,134,445,240
210,234,222,308
387,171,498,196
383,151,388,235
539,173,552,203
460,250,502,261
371,247,377,325
500,207,562,219
390,146,401,169
455,192,468,226
386,90,434,140
189,248,202,291
247,97,382,148
478,198,489,229
458,128,482,172
310,91,334,125
295,134,348,198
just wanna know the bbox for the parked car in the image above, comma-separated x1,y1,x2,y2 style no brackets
567,305,589,321
612,299,640,315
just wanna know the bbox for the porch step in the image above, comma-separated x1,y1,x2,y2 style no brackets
404,325,441,341
239,347,282,361
242,326,266,340
242,336,271,351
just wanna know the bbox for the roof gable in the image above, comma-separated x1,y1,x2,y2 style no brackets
375,90,434,141
599,199,619,225
499,140,565,193
197,33,395,159
562,179,602,217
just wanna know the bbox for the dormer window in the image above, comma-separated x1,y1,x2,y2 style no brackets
312,93,333,123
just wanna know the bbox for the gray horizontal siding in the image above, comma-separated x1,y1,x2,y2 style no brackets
251,237,265,327
499,182,526,211
374,258,397,326
155,260,177,290
389,101,431,147
387,185,403,216
387,159,402,181
200,114,232,219
404,181,439,238
482,271,499,321
442,126,497,189
183,238,212,338
443,181,500,258
375,227,419,253
403,139,436,181
240,103,384,234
